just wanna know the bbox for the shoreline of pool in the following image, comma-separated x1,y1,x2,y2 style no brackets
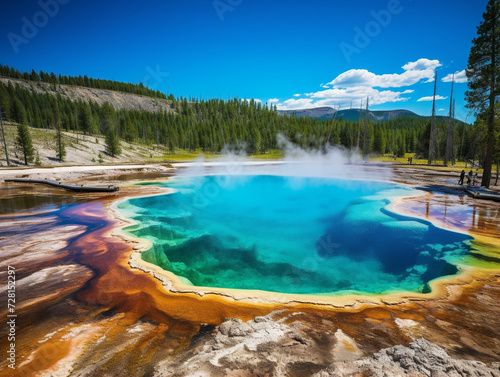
108,171,500,308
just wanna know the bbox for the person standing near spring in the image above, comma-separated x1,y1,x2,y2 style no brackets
458,170,465,185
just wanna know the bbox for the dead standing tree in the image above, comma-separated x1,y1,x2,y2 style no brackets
0,104,9,166
363,97,369,157
444,75,456,165
428,72,439,165
356,100,363,150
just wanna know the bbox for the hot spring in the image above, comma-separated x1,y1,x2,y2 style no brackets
117,174,473,295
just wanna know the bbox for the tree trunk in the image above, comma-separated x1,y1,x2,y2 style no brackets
363,98,369,156
444,78,455,165
482,76,496,187
495,160,499,186
428,72,438,165
0,105,9,166
356,100,362,149
482,6,497,188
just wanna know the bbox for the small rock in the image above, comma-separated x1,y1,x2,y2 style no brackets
253,316,267,323
218,318,241,336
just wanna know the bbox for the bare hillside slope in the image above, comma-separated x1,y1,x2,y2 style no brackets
0,77,174,113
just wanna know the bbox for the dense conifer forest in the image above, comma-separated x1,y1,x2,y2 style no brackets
0,65,478,162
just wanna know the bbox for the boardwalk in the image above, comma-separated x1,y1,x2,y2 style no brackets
4,178,119,193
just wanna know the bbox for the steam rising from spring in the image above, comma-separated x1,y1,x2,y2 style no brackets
176,134,393,182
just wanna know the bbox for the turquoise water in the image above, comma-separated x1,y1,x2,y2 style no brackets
118,175,473,295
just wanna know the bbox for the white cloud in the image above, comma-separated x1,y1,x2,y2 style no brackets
326,58,441,89
276,98,315,110
293,93,301,97
276,87,414,110
275,58,443,111
402,58,441,71
268,98,280,103
417,95,447,102
442,70,468,83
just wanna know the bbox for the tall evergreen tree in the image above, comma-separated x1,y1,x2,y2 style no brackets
12,98,27,125
466,0,500,187
16,122,34,165
397,134,406,157
373,126,386,155
80,105,97,135
55,121,66,162
105,126,121,157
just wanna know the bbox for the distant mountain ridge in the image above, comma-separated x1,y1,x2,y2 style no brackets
278,107,458,123
276,107,337,119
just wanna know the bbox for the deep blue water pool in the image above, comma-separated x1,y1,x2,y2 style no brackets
117,175,472,295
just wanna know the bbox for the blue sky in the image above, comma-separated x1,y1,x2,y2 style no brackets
0,0,488,121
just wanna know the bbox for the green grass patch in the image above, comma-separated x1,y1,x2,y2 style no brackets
249,150,284,159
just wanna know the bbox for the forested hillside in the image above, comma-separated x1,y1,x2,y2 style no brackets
0,65,166,99
0,65,478,165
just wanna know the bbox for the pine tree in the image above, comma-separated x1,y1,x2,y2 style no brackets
55,121,66,162
12,98,27,125
105,126,121,157
397,134,406,158
16,122,34,165
249,127,262,154
374,126,386,155
30,69,40,82
466,0,500,187
80,105,97,135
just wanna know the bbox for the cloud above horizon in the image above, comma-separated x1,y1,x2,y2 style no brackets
442,69,468,83
327,58,441,89
276,58,442,110
417,95,448,102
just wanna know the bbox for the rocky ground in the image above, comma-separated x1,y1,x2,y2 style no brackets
155,313,500,377
0,163,174,183
314,338,500,377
